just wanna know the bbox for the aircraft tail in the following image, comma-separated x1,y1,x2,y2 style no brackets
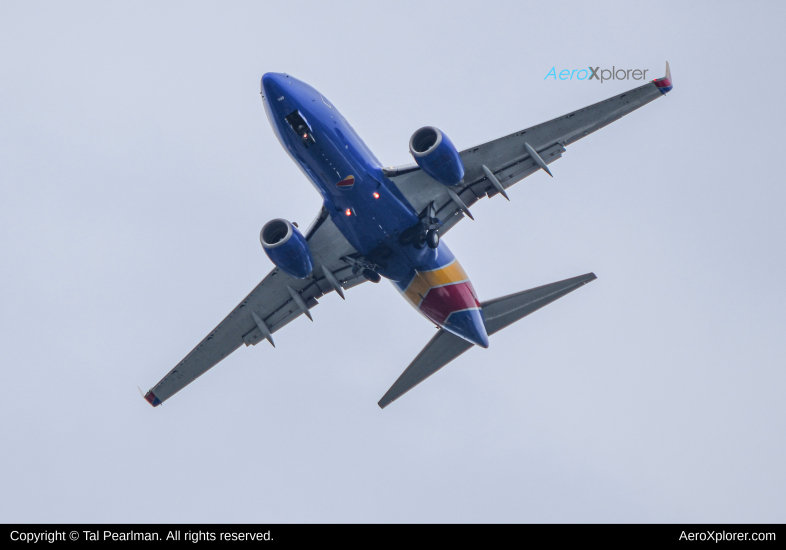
378,272,597,409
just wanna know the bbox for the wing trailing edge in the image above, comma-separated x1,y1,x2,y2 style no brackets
377,272,597,409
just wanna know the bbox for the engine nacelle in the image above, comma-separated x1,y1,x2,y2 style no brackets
409,126,465,186
260,219,314,279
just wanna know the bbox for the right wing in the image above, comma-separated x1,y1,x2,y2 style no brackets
143,207,367,406
384,63,673,234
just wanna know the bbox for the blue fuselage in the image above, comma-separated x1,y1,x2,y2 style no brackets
261,73,436,280
260,73,488,348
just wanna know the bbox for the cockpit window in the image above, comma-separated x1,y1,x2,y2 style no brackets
285,110,312,137
284,110,315,146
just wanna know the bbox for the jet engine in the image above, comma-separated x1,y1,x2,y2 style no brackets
260,219,314,279
409,126,465,186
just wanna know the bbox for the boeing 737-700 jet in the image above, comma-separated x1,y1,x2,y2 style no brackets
143,63,673,408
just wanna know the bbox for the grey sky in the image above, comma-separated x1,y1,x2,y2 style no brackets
1,0,784,522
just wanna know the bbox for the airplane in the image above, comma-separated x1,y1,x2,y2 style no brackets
143,63,673,409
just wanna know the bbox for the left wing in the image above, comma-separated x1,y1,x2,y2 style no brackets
143,207,366,406
384,63,673,232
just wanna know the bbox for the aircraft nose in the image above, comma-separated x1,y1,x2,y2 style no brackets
444,309,490,348
260,72,286,97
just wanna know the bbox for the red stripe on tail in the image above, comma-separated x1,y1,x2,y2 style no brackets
419,281,480,325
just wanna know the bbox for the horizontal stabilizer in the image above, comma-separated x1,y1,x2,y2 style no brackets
378,272,596,409
378,329,472,409
482,272,596,335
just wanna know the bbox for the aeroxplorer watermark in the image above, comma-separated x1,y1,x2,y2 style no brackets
545,66,650,82
679,530,776,542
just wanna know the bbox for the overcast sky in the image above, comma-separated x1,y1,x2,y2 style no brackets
1,0,784,523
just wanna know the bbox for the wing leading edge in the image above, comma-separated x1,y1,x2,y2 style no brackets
386,63,673,233
144,208,366,406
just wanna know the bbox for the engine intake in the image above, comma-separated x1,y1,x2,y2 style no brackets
260,219,314,279
409,126,464,186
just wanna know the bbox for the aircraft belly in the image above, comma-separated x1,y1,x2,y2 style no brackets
318,165,433,282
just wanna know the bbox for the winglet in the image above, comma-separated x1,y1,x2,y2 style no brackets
143,390,162,407
653,61,672,95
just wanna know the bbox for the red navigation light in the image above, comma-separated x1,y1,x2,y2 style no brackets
345,208,352,216
303,133,308,139
373,192,380,199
